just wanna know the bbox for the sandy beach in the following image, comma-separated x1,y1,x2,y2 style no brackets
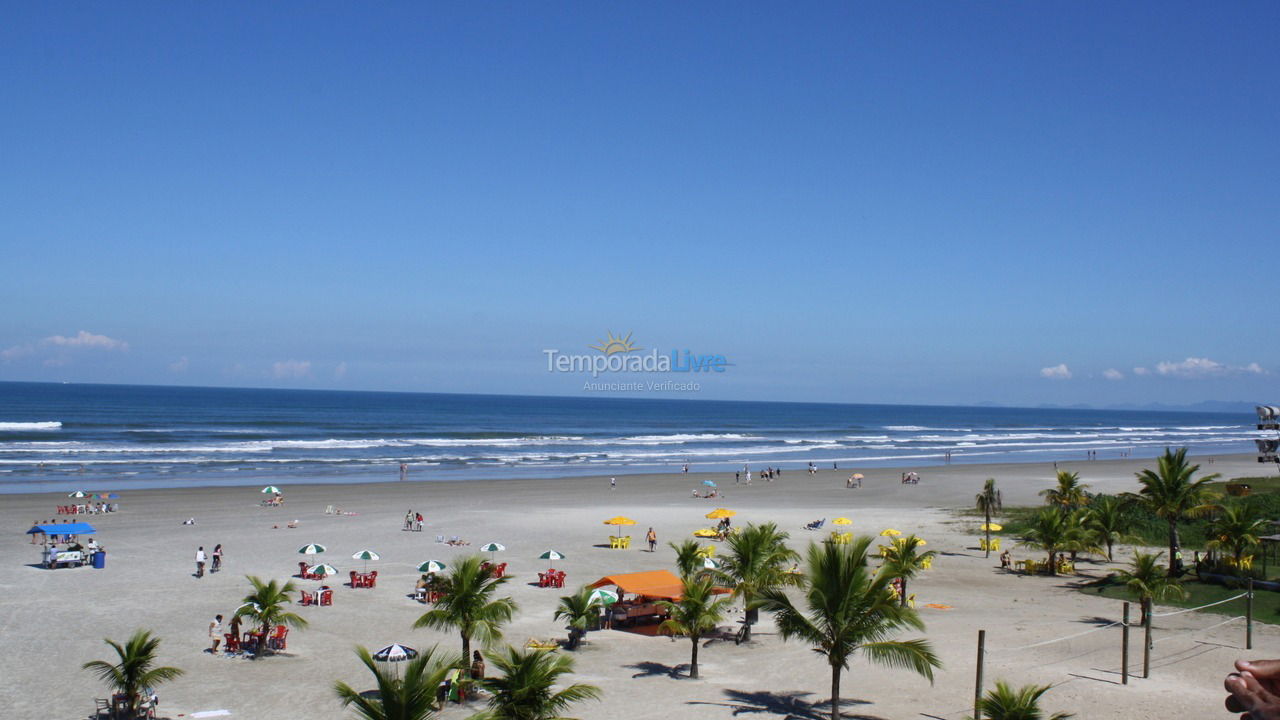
4,453,1272,720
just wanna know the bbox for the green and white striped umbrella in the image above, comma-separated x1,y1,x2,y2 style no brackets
309,563,338,577
298,543,327,555
236,602,262,615
68,491,87,498
480,542,505,558
417,560,447,573
702,557,721,570
587,588,618,606
539,549,564,568
262,486,281,494
352,549,380,571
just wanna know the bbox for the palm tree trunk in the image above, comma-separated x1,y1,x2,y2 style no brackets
461,632,471,666
1106,539,1114,562
984,506,992,558
830,663,842,720
1168,520,1180,577
690,636,699,679
742,591,754,642
900,579,908,608
1047,550,1057,576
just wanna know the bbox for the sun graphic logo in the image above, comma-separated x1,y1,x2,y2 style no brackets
590,331,641,356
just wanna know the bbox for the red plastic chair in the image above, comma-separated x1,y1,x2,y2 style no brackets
299,561,312,579
319,588,333,606
368,571,377,588
223,633,241,653
300,590,314,606
268,625,288,650
494,562,507,578
349,570,359,587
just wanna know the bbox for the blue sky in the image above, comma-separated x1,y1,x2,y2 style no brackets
2,3,1278,406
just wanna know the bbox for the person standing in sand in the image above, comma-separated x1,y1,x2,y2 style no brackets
195,546,206,578
646,527,657,552
209,614,223,653
610,477,616,490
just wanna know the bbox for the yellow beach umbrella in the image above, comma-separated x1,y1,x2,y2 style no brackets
980,522,1003,532
879,528,902,537
603,516,637,526
832,517,853,526
705,508,736,520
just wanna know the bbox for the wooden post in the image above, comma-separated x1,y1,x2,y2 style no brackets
1122,602,1130,685
1248,579,1255,650
974,629,986,720
1143,600,1152,679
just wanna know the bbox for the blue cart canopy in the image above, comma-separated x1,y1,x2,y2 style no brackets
27,522,96,535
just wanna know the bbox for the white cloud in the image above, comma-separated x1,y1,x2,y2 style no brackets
1133,367,1150,376
2,330,128,364
1040,363,1072,380
1154,357,1266,378
169,356,190,373
334,361,348,380
1102,368,1124,381
272,359,312,379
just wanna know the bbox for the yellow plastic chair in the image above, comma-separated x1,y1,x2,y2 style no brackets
696,544,715,558
978,538,989,551
907,593,916,609
990,538,1001,551
921,556,933,570
622,536,632,549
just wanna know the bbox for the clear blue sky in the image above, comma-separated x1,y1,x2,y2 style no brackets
2,3,1277,406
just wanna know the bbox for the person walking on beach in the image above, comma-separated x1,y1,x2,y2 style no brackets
195,546,206,578
211,544,223,573
400,463,408,482
610,477,616,490
404,510,413,531
209,614,224,653
735,471,740,484
646,527,657,552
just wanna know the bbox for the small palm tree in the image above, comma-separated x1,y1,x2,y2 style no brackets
82,629,184,719
879,535,937,607
236,575,309,656
657,575,734,679
1020,508,1068,575
552,586,600,650
1061,509,1103,565
1082,496,1131,561
1040,471,1089,512
670,539,707,580
475,645,601,720
976,478,1002,558
1207,503,1268,567
1128,447,1220,576
757,538,941,720
967,680,1073,720
1115,551,1188,624
715,521,799,640
333,645,456,720
414,554,517,661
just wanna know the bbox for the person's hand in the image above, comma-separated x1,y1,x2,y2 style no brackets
1226,659,1280,718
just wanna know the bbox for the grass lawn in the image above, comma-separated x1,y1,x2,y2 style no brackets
1081,577,1280,625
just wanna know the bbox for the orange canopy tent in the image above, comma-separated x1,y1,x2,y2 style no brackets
588,570,728,601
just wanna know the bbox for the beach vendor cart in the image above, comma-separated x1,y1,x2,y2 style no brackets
588,570,729,628
27,522,102,569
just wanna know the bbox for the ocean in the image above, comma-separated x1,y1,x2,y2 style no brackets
0,381,1261,493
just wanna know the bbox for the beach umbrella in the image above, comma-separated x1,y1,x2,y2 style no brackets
309,563,338,578
261,486,281,494
831,517,853,526
298,543,327,555
702,557,721,570
980,522,1003,532
480,542,505,559
539,550,565,568
705,508,736,519
417,560,447,574
352,549,380,571
587,588,618,606
372,644,419,663
702,480,717,487
880,528,902,537
236,602,262,616
603,516,636,526
851,473,864,480
68,491,87,498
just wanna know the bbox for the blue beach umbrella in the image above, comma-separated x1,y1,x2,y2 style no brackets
702,480,717,488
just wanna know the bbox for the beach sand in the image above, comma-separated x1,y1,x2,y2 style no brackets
3,453,1273,720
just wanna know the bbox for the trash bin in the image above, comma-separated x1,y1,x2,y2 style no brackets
92,551,106,569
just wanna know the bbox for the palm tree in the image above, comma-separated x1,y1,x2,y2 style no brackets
414,554,517,661
1207,504,1267,567
670,539,707,580
976,478,1002,558
1020,508,1068,575
236,575,309,656
1082,496,1131,561
657,575,734,679
1130,447,1220,577
1115,551,1188,624
967,680,1073,720
475,646,601,720
82,629,184,719
757,538,941,720
1040,471,1089,513
715,521,799,640
879,535,937,607
1061,509,1103,565
552,586,600,650
333,645,457,720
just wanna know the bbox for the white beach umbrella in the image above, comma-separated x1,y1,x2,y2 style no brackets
539,549,565,568
309,563,338,578
352,549,380,571
298,543,327,555
262,486,281,494
372,644,418,663
587,588,618,606
417,560,447,573
68,491,87,498
480,542,505,560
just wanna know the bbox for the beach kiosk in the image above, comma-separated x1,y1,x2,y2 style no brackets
26,522,101,569
588,570,728,628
